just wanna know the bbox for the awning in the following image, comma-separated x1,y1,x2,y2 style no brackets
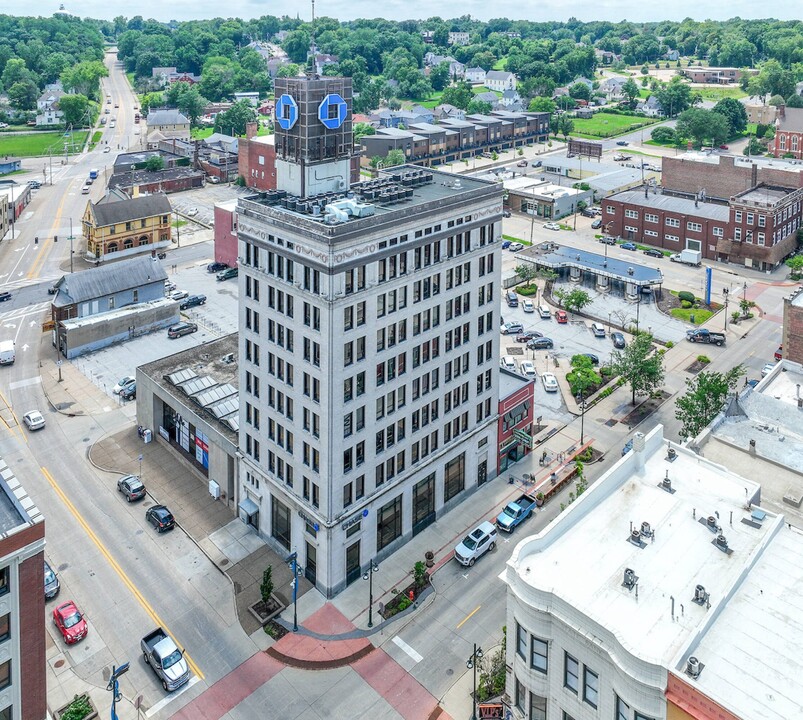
238,497,260,517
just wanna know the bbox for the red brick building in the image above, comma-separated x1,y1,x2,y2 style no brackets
213,200,239,268
237,123,277,191
773,106,803,160
782,287,803,365
498,368,535,473
0,465,46,719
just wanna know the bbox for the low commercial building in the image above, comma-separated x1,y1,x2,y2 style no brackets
498,368,535,472
237,123,277,191
145,108,191,144
681,66,754,84
51,256,176,358
505,423,803,720
213,200,239,268
0,182,31,223
0,455,46,720
505,177,594,220
782,287,803,365
136,334,240,514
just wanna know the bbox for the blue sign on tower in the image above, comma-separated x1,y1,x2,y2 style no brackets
318,93,348,130
275,94,298,130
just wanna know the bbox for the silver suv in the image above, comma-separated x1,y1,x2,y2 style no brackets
454,521,498,566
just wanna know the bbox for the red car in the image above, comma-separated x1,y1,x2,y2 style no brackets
555,310,568,323
775,346,783,361
53,601,88,644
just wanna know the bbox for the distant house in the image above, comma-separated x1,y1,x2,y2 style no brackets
434,104,466,121
663,49,680,61
448,31,470,46
473,91,500,106
465,67,487,84
594,49,622,65
36,86,66,126
151,67,200,87
146,108,191,143
773,106,803,160
485,71,516,92
233,92,260,106
273,30,289,42
314,54,339,75
266,57,290,79
636,95,664,117
51,255,177,359
575,107,594,119
573,77,594,90
599,77,627,101
376,109,434,128
498,89,522,108
421,30,435,44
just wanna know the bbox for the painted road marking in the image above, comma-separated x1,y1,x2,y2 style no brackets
8,377,41,390
456,605,481,630
40,466,204,681
392,636,423,664
144,676,201,717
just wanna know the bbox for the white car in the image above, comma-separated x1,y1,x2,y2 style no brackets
23,411,46,431
187,208,199,217
508,242,524,252
103,146,111,153
520,361,537,378
112,376,136,395
170,290,189,301
501,355,517,371
454,521,497,567
542,372,559,392
164,280,176,292
544,222,560,231
522,299,535,313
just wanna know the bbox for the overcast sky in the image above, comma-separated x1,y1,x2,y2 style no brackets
38,1,799,25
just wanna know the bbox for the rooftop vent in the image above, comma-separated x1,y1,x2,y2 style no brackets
622,568,637,590
686,656,702,679
220,353,235,364
692,584,710,607
707,515,719,531
661,471,673,493
640,521,653,539
715,534,728,550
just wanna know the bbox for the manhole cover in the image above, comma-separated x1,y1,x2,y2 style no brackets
54,659,65,668
446,668,454,676
220,558,230,566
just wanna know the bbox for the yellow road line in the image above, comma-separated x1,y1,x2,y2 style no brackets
0,387,24,443
27,180,73,279
457,605,481,630
40,466,204,681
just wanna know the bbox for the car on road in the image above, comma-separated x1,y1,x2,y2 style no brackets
112,376,136,395
643,248,664,258
611,331,626,349
621,439,634,456
44,560,60,599
117,474,146,502
180,294,207,310
501,355,517,371
516,160,528,167
541,372,559,392
454,521,497,566
515,331,542,342
0,292,11,302
120,383,136,400
186,207,198,217
53,600,88,644
208,176,221,184
501,321,524,334
555,310,568,323
207,262,229,274
620,242,638,251
167,322,198,339
103,146,111,153
527,337,554,350
598,235,617,245
169,289,189,301
531,160,542,167
543,222,560,231
81,186,90,194
761,363,777,378
520,360,537,378
774,345,783,361
522,299,535,313
719,144,729,150
616,140,629,146
591,219,602,229
146,505,175,532
216,267,238,281
29,180,41,189
508,242,524,252
501,240,511,249
23,410,46,431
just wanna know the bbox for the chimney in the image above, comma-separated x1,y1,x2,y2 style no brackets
246,122,258,140
751,162,758,188
778,105,785,120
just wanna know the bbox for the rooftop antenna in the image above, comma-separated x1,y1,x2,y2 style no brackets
309,0,317,78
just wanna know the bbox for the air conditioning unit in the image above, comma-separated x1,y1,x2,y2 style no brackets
208,480,221,500
686,656,701,678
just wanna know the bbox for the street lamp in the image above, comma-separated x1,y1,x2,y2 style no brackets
576,389,587,446
466,643,484,720
286,551,303,632
106,662,129,720
363,559,379,628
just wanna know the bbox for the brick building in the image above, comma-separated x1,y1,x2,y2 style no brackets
782,286,803,365
772,106,803,160
237,123,277,191
681,66,753,84
0,457,46,720
498,369,535,473
213,200,239,268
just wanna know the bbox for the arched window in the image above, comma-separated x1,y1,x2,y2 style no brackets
123,238,134,249
779,134,786,151
139,235,150,246
107,243,118,253
792,136,799,153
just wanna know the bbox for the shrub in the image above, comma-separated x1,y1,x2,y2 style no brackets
666,341,674,348
697,355,711,364
61,695,93,720
681,300,692,309
260,566,273,605
413,561,427,588
678,290,695,303
397,597,412,612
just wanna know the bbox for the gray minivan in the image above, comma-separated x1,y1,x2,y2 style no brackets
167,322,198,339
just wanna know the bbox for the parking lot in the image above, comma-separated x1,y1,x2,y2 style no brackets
71,257,240,398
169,183,251,227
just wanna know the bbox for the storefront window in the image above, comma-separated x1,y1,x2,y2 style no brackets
444,454,465,502
377,495,402,550
271,496,291,550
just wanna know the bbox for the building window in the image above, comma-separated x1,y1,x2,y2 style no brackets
616,695,630,720
271,497,291,550
625,209,638,219
0,614,8,643
529,693,547,720
735,210,742,222
515,677,526,711
377,495,402,551
0,659,9,691
665,217,680,228
634,714,655,720
687,221,702,232
0,567,8,596
443,453,465,502
712,226,723,237
564,653,579,693
516,623,527,658
530,637,548,673
583,667,598,708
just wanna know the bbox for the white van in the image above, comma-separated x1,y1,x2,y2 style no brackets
538,304,551,319
501,355,517,371
591,322,606,337
0,340,15,365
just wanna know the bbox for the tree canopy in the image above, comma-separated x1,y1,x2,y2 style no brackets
674,366,744,440
611,332,665,406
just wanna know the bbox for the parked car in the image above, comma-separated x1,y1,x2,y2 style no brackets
164,280,176,292
23,410,45,431
516,331,543,342
53,600,88,644
591,219,602,229
496,494,536,532
208,176,221,184
180,294,207,310
120,383,136,400
169,290,189,301
598,235,617,245
580,353,600,365
508,242,524,252
216,267,238,281
719,144,729,150
103,146,111,153
117,474,146,502
611,332,626,349
0,292,11,302
501,355,517,371
145,505,175,532
643,248,664,258
543,222,560,231
581,209,596,218
112,376,135,395
167,322,198,339
555,310,568,323
516,160,528,167
621,439,634,456
502,210,511,218
44,560,60,599
29,180,41,189
541,372,559,392
141,627,190,692
186,207,198,217
454,521,497,566
501,321,524,334
761,362,777,378
501,240,511,250
522,299,535,313
520,361,537,378
620,242,638,251
774,346,783,361
527,337,554,350
207,262,228,273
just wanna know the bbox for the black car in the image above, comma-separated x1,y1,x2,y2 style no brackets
0,292,11,302
580,353,600,365
527,337,554,350
180,294,207,310
616,140,629,146
581,209,595,218
643,248,664,258
120,383,136,400
117,474,146,502
611,332,626,349
145,505,175,532
207,262,228,273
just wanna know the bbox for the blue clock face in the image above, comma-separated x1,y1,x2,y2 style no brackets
318,93,348,130
275,94,298,130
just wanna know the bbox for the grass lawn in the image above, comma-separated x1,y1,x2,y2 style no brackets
409,91,444,109
492,57,507,71
472,86,500,96
502,233,532,246
670,307,713,325
569,113,658,139
0,131,89,157
191,127,214,140
694,86,747,102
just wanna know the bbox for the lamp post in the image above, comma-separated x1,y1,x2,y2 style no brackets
723,288,729,331
286,551,303,632
106,662,129,720
576,389,587,446
363,559,379,627
608,312,612,333
466,643,484,720
68,218,74,273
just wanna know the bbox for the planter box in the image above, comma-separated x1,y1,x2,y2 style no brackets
248,595,286,627
55,693,98,720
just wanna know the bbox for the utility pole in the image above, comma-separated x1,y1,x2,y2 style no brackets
68,218,74,273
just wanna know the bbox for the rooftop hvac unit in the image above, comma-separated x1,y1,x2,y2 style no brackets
208,480,221,500
693,584,709,605
715,534,728,550
623,568,636,589
662,474,672,491
641,521,652,537
686,657,701,678
707,516,718,531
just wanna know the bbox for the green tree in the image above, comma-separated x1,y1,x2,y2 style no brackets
260,566,274,605
651,126,676,144
786,94,803,109
528,97,556,113
145,155,165,171
654,76,693,117
569,82,591,101
275,63,301,79
174,85,208,126
213,100,257,136
354,122,376,142
441,81,473,109
674,366,744,440
7,80,38,110
743,137,764,156
140,92,163,115
564,288,591,315
567,355,602,397
385,149,406,167
621,78,641,107
712,97,748,135
676,108,729,147
611,332,665,405
60,61,108,100
515,263,538,287
466,99,493,115
2,58,37,90
58,94,90,126
429,63,451,92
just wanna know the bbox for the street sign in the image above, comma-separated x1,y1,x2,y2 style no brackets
513,429,533,448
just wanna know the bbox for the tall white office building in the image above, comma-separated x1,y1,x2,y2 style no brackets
236,75,503,596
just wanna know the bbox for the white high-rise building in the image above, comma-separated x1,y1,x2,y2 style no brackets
237,75,503,596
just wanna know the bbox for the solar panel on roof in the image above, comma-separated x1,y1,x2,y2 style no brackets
180,376,218,396
195,383,238,408
210,398,239,418
165,368,198,385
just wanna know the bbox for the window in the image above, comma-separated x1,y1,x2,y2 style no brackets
377,495,402,551
583,667,599,708
444,453,465,502
515,678,526,712
0,613,8,643
712,226,723,237
530,637,548,673
564,653,579,693
516,623,527,658
735,210,743,223
616,695,630,720
271,497,291,550
529,693,547,720
0,567,7,596
0,659,9,691
665,217,680,228
625,209,639,219
687,221,702,232
634,714,655,720
645,213,658,223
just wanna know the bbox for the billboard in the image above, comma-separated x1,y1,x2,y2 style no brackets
568,139,603,160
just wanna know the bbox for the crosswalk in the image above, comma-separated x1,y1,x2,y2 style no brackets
0,301,50,324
